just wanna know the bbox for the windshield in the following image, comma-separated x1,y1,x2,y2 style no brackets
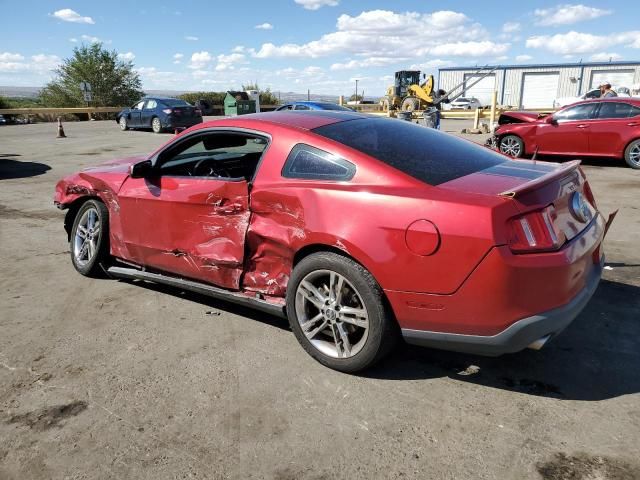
313,118,506,186
160,99,191,107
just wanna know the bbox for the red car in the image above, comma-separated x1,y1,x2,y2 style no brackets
54,111,606,372
493,98,640,169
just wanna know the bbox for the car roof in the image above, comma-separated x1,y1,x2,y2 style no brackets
566,97,640,108
196,110,369,131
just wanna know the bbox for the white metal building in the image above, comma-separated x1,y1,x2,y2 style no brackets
438,61,640,108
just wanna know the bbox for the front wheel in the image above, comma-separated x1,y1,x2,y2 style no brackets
119,116,128,131
151,117,162,134
401,97,420,112
499,135,524,158
286,252,397,372
70,200,110,277
624,139,640,169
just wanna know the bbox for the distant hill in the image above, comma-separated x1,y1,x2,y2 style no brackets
0,86,377,103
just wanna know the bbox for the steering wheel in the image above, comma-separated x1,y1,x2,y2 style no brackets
192,157,230,178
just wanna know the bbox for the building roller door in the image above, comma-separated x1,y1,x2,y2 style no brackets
521,72,559,109
462,74,495,106
589,69,635,89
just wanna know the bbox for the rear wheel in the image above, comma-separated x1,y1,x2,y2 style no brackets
401,97,420,112
151,117,162,134
380,97,391,112
286,252,397,373
624,139,640,169
499,135,524,158
70,200,110,277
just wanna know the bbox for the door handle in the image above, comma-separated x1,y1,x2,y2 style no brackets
628,122,639,126
576,124,588,128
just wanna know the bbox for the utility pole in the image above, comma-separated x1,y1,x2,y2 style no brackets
355,79,359,104
307,89,310,101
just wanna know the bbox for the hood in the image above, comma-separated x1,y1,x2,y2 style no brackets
82,154,148,174
498,111,543,124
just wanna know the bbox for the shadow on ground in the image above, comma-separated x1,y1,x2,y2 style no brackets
114,274,639,401
367,279,640,401
0,155,51,180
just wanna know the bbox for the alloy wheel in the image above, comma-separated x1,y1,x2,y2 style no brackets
294,269,369,359
73,207,100,267
152,118,161,133
629,143,640,168
500,137,522,157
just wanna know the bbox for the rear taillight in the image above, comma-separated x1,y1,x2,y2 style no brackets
162,108,173,114
195,108,202,116
508,205,565,253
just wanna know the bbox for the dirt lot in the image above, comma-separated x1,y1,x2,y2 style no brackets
1,118,639,480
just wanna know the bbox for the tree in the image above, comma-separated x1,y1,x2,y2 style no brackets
242,83,279,105
40,43,143,107
0,95,10,109
349,94,363,102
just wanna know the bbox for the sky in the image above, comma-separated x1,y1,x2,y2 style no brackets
1,0,640,96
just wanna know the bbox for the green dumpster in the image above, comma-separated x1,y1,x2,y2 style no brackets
224,91,256,116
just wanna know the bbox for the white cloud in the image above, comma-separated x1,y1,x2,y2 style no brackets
254,9,507,59
330,56,409,70
255,22,273,30
185,36,199,41
533,4,611,26
173,53,184,64
408,59,454,71
590,52,622,61
69,38,78,43
0,52,24,62
215,53,246,71
526,30,640,54
232,46,245,53
502,22,520,33
51,8,95,24
189,51,213,69
0,54,60,74
118,52,135,61
515,54,533,62
294,0,339,10
80,34,111,44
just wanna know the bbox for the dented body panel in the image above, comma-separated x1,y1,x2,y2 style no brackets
55,111,605,340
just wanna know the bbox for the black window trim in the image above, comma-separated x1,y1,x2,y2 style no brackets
148,127,272,183
282,143,356,182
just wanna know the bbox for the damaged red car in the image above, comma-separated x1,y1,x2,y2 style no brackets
55,111,606,372
491,98,640,169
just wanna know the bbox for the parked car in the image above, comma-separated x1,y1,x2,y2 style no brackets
55,111,606,372
116,97,203,133
554,87,631,108
491,98,640,169
275,101,352,111
450,97,482,109
0,114,7,126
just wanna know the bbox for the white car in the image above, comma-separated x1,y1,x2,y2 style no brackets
449,97,482,109
554,87,631,108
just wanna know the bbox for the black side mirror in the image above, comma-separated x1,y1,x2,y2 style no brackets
130,160,153,178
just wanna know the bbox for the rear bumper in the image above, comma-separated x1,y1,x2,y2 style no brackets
401,256,602,356
163,117,203,128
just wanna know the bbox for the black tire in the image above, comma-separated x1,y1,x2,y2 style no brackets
401,97,420,112
499,134,525,158
286,252,398,373
151,117,162,134
119,116,128,131
624,139,640,169
69,200,110,277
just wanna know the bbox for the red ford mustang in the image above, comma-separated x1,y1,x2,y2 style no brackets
55,111,607,372
492,98,640,169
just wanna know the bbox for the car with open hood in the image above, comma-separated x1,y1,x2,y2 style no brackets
490,98,640,169
55,111,608,372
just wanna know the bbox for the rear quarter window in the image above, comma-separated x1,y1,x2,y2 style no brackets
313,118,506,186
282,144,356,181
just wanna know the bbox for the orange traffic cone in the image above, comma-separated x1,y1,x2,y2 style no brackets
56,117,66,138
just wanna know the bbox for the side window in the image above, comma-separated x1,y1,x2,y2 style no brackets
554,103,598,122
294,104,310,110
596,102,638,119
134,100,145,110
282,144,355,181
144,100,157,110
157,132,269,180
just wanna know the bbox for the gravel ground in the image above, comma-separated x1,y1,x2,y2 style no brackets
1,118,639,480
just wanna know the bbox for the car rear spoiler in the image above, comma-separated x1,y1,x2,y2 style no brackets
499,160,582,198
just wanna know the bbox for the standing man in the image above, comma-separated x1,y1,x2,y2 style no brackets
600,81,618,98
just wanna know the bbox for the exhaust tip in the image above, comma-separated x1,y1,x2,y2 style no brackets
528,335,551,351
